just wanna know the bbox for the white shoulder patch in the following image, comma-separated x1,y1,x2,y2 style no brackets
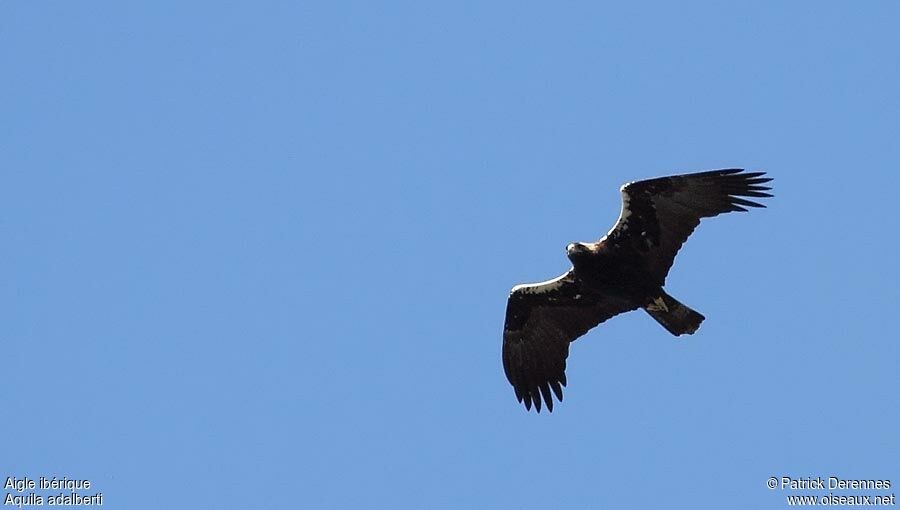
619,187,633,221
605,186,633,237
511,272,571,295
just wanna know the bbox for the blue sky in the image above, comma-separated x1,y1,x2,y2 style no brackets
3,1,898,508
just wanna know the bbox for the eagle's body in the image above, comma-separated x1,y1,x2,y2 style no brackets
502,169,772,412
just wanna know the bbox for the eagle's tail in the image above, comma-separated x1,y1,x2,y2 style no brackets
643,290,705,336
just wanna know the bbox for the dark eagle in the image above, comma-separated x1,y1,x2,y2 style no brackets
502,169,772,412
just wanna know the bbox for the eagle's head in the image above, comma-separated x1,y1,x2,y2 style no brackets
566,242,594,265
566,242,590,255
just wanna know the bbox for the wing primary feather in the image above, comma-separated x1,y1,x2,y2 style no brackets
739,190,773,198
700,168,742,176
550,380,564,401
532,387,542,413
740,174,773,182
730,197,766,208
540,383,554,412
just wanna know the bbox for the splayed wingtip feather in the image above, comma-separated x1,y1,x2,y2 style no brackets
550,380,564,401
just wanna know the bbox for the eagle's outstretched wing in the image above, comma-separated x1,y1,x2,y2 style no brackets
604,169,772,282
502,270,638,412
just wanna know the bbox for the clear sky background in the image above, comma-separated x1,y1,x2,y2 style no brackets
3,2,898,508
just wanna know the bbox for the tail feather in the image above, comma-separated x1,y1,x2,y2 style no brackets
644,290,705,336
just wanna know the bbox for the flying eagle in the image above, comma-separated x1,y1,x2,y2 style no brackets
502,169,772,412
